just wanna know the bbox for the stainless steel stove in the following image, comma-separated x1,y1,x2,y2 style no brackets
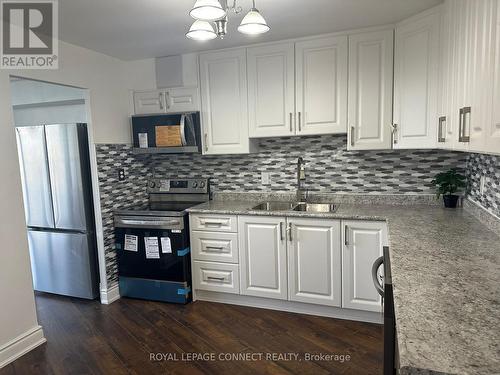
113,178,209,304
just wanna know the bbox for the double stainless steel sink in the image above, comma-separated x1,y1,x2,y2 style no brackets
251,201,336,213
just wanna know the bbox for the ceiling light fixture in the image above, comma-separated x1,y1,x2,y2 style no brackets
238,0,270,35
186,20,217,41
189,0,226,21
186,0,269,41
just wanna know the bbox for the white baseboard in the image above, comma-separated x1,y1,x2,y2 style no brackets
194,290,382,324
0,326,46,369
100,284,120,304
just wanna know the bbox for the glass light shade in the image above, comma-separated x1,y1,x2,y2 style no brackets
237,8,270,35
190,0,226,21
186,20,217,41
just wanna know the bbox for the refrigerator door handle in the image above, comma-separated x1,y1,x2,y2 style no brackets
372,256,384,297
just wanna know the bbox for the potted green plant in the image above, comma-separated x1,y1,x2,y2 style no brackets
431,168,466,208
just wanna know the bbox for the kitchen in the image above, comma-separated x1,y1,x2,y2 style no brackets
0,1,499,374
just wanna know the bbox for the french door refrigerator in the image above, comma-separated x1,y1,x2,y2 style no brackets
16,124,99,299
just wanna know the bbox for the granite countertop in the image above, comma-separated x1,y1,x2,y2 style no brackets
187,198,500,375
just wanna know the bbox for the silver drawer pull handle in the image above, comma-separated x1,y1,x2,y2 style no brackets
205,246,224,250
202,220,225,226
207,276,226,281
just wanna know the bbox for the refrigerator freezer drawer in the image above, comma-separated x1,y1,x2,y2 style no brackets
28,230,98,299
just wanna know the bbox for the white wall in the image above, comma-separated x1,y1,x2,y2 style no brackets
0,73,44,366
11,79,87,125
0,22,156,366
2,41,155,143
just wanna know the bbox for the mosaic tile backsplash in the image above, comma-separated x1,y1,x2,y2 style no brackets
151,135,466,194
97,135,500,287
466,153,500,218
95,144,151,285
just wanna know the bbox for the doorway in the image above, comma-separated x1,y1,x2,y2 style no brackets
10,77,101,300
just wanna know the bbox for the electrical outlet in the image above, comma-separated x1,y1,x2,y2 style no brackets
118,168,126,181
261,171,271,185
479,175,486,195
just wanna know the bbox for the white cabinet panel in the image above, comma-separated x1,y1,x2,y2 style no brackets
342,220,387,312
193,261,240,294
166,87,199,113
239,216,287,300
247,43,295,138
287,218,341,307
487,2,500,154
190,214,237,233
437,1,456,149
133,90,165,115
295,36,348,135
348,30,394,150
199,48,252,154
191,231,239,263
394,10,440,149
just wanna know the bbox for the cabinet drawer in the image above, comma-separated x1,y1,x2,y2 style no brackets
191,231,238,263
190,214,237,232
193,261,240,294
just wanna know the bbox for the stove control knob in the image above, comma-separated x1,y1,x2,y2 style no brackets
149,181,156,189
192,182,198,188
199,181,206,188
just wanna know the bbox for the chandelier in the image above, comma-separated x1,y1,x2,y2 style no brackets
186,0,270,41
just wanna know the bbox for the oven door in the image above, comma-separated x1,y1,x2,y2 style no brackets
115,225,190,283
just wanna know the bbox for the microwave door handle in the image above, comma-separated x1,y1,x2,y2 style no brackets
180,114,187,146
372,256,384,296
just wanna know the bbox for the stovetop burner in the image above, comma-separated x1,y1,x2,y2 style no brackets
114,178,210,218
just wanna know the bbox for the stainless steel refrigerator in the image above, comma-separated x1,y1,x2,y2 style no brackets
16,124,99,299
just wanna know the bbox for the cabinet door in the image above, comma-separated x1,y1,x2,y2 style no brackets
486,1,500,154
437,1,456,149
287,218,341,307
348,30,394,150
295,36,348,135
247,43,295,138
342,220,387,312
394,9,440,149
199,48,251,154
165,87,200,113
239,216,287,300
133,90,166,115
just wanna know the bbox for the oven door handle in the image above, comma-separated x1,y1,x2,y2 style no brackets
114,217,182,229
372,256,384,297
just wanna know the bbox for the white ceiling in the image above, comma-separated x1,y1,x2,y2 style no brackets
59,0,443,61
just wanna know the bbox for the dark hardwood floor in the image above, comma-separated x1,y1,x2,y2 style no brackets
1,293,383,375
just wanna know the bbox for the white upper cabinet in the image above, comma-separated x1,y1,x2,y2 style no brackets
438,0,500,155
247,36,348,138
199,48,255,155
239,216,288,300
348,29,394,150
133,90,166,115
165,87,200,113
247,43,295,138
295,36,348,135
287,218,341,307
342,220,387,312
487,2,500,154
133,87,199,115
437,1,456,149
393,8,440,149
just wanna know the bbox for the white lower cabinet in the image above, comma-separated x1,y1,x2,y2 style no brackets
190,213,387,319
287,218,342,307
342,220,388,312
238,216,288,300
